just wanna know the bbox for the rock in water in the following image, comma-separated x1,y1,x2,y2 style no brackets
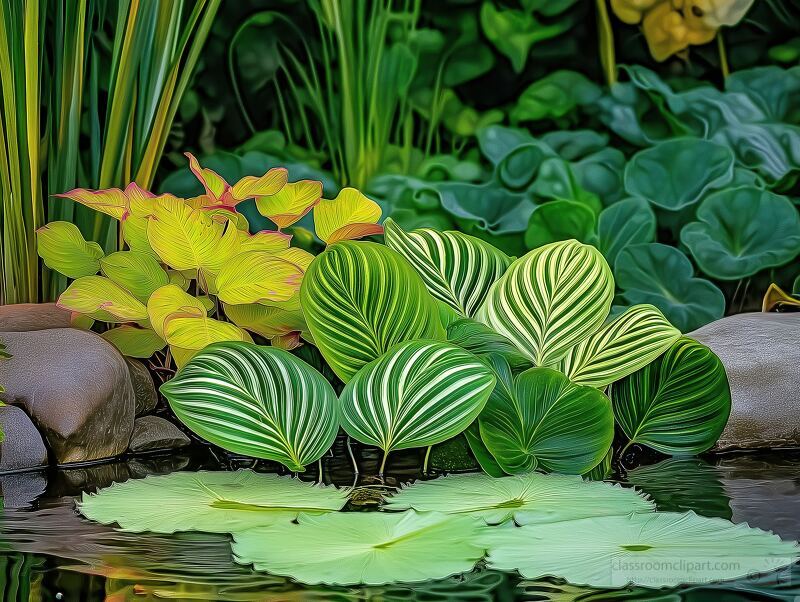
0,328,135,463
689,312,800,450
128,415,191,453
0,405,48,470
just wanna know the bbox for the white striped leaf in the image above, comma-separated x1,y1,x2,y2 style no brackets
300,241,445,382
610,337,731,455
160,341,339,471
478,358,614,475
477,240,614,366
383,218,511,317
555,304,681,388
338,340,495,455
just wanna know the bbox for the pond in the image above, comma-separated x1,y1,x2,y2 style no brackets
1,444,799,601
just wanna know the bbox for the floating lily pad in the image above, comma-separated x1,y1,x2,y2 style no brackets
384,472,653,525
485,511,799,588
680,186,800,280
232,511,486,585
78,471,348,534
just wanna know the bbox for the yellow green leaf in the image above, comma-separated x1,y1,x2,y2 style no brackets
231,168,289,202
313,188,383,244
37,221,104,278
147,284,209,339
238,230,292,254
121,215,157,257
100,251,170,302
167,270,191,291
163,314,252,367
215,252,304,305
275,247,315,271
224,302,307,340
185,152,229,202
54,188,129,220
57,276,148,323
256,180,322,229
102,326,166,358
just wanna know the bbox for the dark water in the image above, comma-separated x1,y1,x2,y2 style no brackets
1,444,799,601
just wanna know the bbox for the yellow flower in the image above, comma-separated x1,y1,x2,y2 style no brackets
610,0,662,24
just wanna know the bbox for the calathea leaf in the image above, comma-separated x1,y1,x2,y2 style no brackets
477,240,614,366
610,337,731,455
383,218,511,317
161,342,339,471
478,358,614,475
338,340,495,464
445,318,531,372
554,304,680,388
36,221,104,278
300,241,445,382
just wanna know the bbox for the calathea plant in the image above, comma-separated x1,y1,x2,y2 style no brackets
36,153,382,365
159,219,731,477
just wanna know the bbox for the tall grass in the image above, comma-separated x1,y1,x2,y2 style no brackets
0,0,220,304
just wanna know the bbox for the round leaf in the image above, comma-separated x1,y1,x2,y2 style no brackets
339,340,495,453
615,243,725,332
680,186,800,280
524,200,597,249
597,197,656,268
478,364,614,475
610,337,731,455
477,240,614,366
301,241,445,382
161,342,339,471
37,221,104,278
232,511,486,586
624,138,734,211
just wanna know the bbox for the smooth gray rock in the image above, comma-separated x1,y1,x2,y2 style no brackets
689,312,800,450
0,471,47,508
0,328,135,463
128,415,191,453
0,303,76,332
126,358,158,416
0,405,48,470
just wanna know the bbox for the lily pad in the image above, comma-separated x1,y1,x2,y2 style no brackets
232,511,486,585
78,471,348,534
384,472,654,525
624,138,734,211
615,243,725,332
680,187,800,280
485,511,799,588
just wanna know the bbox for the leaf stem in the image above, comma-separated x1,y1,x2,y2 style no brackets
423,445,432,475
717,31,729,80
596,0,617,86
379,449,389,477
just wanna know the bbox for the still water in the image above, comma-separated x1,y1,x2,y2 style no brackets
1,443,799,601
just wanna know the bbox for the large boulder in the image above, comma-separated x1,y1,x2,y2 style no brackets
0,405,48,470
0,303,75,332
689,312,800,450
0,328,135,463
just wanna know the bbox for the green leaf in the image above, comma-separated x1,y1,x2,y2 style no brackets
464,422,506,477
511,71,601,123
615,243,726,332
680,187,800,280
215,251,304,305
100,251,169,302
624,138,734,211
477,240,614,366
446,318,531,372
233,511,486,586
485,511,799,588
610,337,731,455
79,470,347,533
161,342,339,471
339,340,495,458
524,200,597,249
36,221,104,279
383,218,511,317
101,325,165,358
555,304,680,388
385,472,654,525
597,198,656,268
496,141,554,190
478,362,614,474
300,241,445,382
57,276,148,323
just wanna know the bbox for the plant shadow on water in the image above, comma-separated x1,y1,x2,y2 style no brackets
0,444,798,600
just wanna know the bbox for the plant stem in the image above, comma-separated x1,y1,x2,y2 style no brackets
596,0,617,86
717,31,729,80
423,445,432,475
379,450,389,477
346,436,359,475
317,458,324,484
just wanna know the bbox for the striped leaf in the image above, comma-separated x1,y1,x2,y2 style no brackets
383,218,511,317
300,241,445,382
477,240,614,366
555,304,681,388
446,318,531,372
610,337,731,455
478,358,614,475
338,340,495,461
161,342,339,471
